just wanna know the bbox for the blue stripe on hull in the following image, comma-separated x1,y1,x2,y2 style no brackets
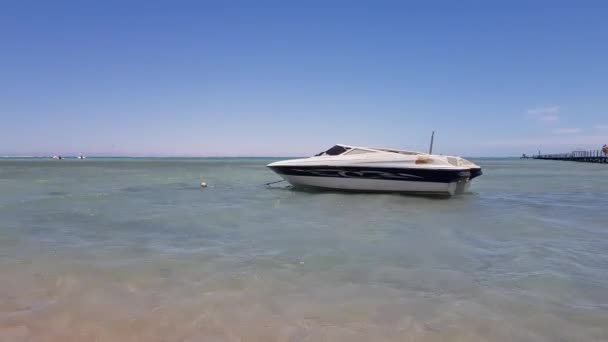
269,165,477,183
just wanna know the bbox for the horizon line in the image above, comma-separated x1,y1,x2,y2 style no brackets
0,154,515,159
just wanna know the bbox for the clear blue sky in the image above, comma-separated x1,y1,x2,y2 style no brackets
1,1,607,156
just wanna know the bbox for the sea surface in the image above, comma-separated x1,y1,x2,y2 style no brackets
0,158,607,341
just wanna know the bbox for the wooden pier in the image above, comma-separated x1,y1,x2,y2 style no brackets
523,150,608,163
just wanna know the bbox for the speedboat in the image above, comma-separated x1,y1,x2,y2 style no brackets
267,144,482,196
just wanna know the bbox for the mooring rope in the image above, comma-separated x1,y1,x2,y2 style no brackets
264,179,286,186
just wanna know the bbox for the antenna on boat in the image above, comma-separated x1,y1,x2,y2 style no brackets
428,131,435,154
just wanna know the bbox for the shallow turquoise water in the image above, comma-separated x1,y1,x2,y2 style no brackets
0,158,607,341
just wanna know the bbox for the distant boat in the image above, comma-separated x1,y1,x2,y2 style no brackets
52,155,63,160
77,153,86,159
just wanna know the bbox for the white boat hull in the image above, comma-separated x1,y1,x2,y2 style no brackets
279,174,471,195
266,144,481,196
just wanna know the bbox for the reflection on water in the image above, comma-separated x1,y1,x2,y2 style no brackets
1,158,607,341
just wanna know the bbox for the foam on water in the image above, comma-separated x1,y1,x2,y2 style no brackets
0,158,607,341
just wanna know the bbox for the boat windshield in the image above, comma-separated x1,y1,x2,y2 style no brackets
314,145,351,156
